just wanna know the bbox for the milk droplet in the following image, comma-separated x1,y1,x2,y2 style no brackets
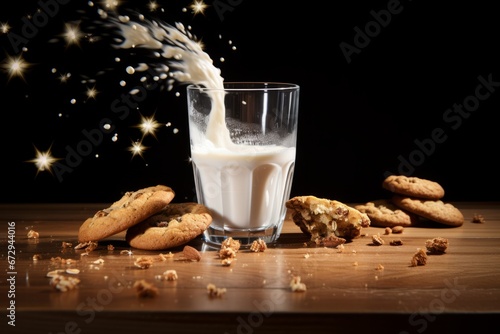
126,66,135,74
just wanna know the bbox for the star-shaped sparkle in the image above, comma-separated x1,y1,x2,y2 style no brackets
1,55,31,80
128,141,147,158
148,1,159,12
189,0,208,16
137,114,161,138
102,0,121,11
28,147,60,174
86,86,99,99
0,22,10,34
62,23,83,46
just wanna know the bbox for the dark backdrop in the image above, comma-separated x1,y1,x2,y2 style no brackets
1,0,498,204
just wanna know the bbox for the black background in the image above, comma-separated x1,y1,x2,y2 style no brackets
1,0,499,204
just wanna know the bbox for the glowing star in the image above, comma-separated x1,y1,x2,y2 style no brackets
189,0,208,16
86,86,99,99
148,1,159,11
62,23,83,46
0,22,10,34
1,55,30,80
129,141,147,158
102,0,121,11
28,147,60,174
137,114,160,138
58,72,71,83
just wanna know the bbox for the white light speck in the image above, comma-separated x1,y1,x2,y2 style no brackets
70,99,76,104
175,92,180,97
173,128,179,134
126,66,135,74
103,123,111,130
120,80,126,86
220,57,225,62
115,57,121,62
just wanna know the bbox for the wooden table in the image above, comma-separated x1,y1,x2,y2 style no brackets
1,202,499,334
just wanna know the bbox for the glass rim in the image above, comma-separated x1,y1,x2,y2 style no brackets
187,82,299,92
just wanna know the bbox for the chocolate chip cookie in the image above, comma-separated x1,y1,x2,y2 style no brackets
78,185,175,242
391,195,464,227
126,202,213,250
286,195,370,240
355,199,419,227
383,175,445,200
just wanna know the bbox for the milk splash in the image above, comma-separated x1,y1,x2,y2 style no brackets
102,12,232,147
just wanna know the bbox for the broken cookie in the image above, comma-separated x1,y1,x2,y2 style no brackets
286,195,370,241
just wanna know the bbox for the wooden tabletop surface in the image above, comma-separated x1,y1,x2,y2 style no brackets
1,202,499,334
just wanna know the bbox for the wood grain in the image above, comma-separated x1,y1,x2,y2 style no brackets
1,202,499,333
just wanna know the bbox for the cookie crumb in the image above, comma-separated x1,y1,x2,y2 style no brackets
425,237,449,254
290,276,307,292
134,256,154,269
376,264,384,271
120,250,133,255
221,258,234,266
207,283,226,298
410,249,428,267
65,268,80,275
336,244,345,253
372,234,385,246
93,258,105,264
27,230,39,239
219,246,237,260
221,237,241,252
75,241,98,252
391,226,404,234
390,239,403,246
133,279,159,298
319,235,346,248
33,254,42,261
50,275,80,292
157,269,178,281
471,214,485,224
107,244,115,251
250,239,267,252
384,227,392,235
158,252,174,261
62,242,73,248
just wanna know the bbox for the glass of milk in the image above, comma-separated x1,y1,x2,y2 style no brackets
187,82,300,247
